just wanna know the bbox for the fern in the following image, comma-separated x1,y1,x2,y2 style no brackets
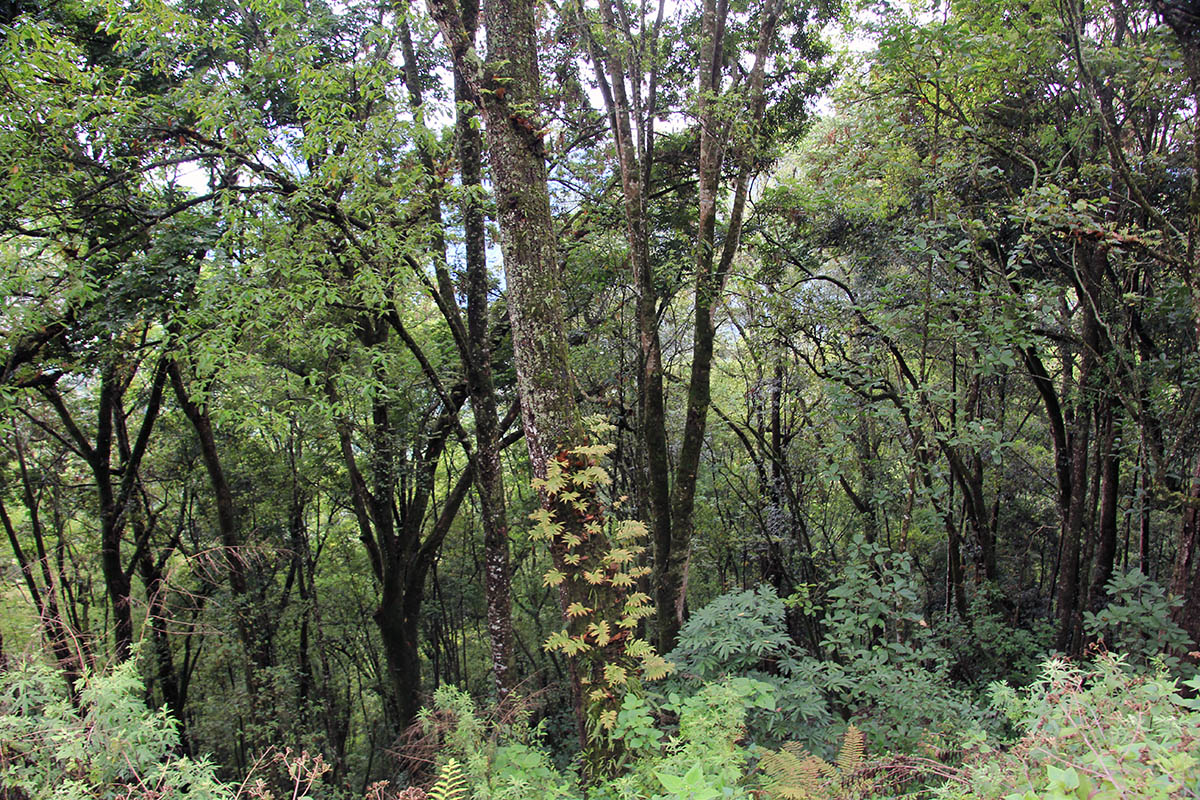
427,758,468,800
836,724,865,776
759,745,833,799
759,725,869,800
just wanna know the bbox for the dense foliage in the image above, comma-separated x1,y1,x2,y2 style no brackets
2,0,1199,795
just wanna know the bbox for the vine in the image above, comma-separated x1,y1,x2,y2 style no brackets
528,426,671,777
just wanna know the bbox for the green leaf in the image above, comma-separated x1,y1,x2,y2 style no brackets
1046,764,1080,791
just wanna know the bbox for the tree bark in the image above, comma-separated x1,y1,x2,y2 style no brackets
1153,0,1200,655
662,0,782,653
43,357,167,663
426,0,654,773
0,454,82,689
582,0,784,653
1087,402,1120,614
1055,242,1105,654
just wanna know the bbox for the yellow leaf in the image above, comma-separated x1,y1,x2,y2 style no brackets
604,664,628,686
610,572,635,588
588,620,611,647
625,638,650,657
543,630,571,652
640,653,673,681
615,520,648,541
606,548,634,565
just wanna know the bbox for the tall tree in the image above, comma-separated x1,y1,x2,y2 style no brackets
579,0,837,650
425,0,669,776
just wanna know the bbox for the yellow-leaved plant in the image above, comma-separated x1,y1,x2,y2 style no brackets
529,424,671,778
759,724,870,800
425,758,467,800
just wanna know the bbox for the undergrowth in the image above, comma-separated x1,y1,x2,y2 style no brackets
0,655,329,800
3,578,1197,800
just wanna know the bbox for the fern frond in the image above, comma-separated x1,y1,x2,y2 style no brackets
758,748,808,800
759,746,833,800
779,741,811,760
836,724,865,778
427,758,467,800
804,754,836,783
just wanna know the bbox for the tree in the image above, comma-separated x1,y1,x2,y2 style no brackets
576,0,837,651
426,0,671,776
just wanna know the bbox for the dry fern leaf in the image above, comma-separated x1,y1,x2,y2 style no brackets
759,748,810,800
836,724,866,778
760,745,835,800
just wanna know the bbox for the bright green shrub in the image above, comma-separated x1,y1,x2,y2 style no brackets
939,655,1200,800
649,678,773,799
420,685,576,800
421,678,774,800
0,657,232,800
670,544,987,757
0,656,332,800
669,586,796,676
813,539,987,754
610,692,664,757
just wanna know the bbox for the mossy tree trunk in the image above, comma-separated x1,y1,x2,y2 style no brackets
425,0,664,775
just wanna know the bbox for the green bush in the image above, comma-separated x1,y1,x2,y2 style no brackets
1083,570,1197,675
419,677,775,800
665,585,832,748
0,656,331,800
813,543,986,753
8,648,1195,800
669,543,987,757
0,657,231,800
420,685,576,800
934,583,1053,689
940,655,1200,800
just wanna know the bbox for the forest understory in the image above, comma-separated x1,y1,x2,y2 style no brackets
2,0,1200,797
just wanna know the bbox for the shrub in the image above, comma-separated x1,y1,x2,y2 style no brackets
417,677,775,800
665,585,832,749
0,657,231,800
934,583,1053,689
813,539,986,754
1083,570,1197,675
418,685,576,800
0,655,330,800
669,543,988,757
939,655,1200,799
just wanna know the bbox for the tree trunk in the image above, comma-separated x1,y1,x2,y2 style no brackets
1171,460,1200,647
426,0,664,775
663,0,782,653
375,576,423,729
168,361,277,676
137,548,188,747
1087,402,1120,613
454,2,518,696
0,456,82,690
1056,243,1104,654
583,0,675,653
1152,2,1200,656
